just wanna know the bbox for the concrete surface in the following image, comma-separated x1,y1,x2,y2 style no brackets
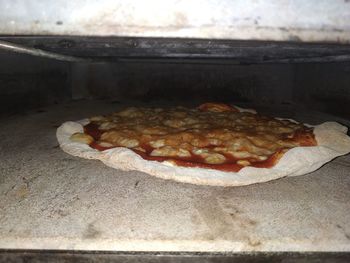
0,100,349,252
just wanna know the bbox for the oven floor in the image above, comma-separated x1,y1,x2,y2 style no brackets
0,100,349,252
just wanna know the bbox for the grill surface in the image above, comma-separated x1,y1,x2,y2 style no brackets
0,100,349,252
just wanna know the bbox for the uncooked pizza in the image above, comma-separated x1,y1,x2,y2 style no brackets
57,102,350,186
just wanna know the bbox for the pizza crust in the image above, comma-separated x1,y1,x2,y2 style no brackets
57,118,350,186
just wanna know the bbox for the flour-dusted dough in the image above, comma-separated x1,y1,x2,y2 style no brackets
57,116,350,186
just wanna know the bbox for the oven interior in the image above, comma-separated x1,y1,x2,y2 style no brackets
1,37,350,120
0,36,349,258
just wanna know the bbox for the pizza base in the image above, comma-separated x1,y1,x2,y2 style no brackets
56,117,350,186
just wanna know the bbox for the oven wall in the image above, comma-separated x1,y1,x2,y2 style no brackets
71,61,350,118
0,51,70,116
71,62,295,104
0,49,349,120
294,62,350,119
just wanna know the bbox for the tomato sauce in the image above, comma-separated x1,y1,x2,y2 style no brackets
89,141,115,151
293,128,317,146
84,123,103,140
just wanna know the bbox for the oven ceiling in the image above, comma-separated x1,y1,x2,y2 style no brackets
0,0,349,63
1,0,350,43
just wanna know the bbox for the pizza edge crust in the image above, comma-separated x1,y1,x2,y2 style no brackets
56,118,350,187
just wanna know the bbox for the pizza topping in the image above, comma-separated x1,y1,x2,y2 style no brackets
150,146,191,158
99,122,117,130
149,139,165,148
90,115,106,122
75,102,317,172
237,160,251,166
203,153,226,164
101,130,140,148
70,133,94,144
97,141,114,148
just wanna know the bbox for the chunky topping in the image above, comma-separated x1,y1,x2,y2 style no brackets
70,133,94,144
72,103,317,172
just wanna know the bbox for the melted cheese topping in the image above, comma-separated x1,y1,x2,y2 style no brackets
71,103,317,171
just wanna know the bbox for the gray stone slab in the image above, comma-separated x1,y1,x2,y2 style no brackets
0,100,349,251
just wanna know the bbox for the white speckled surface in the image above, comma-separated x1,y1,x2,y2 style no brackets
0,100,349,252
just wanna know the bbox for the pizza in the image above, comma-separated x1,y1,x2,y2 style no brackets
57,102,350,186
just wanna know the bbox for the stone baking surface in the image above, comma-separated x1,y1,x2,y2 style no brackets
0,100,349,251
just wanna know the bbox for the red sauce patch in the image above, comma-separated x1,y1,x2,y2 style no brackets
293,128,317,146
89,141,115,151
252,149,286,169
84,123,103,140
